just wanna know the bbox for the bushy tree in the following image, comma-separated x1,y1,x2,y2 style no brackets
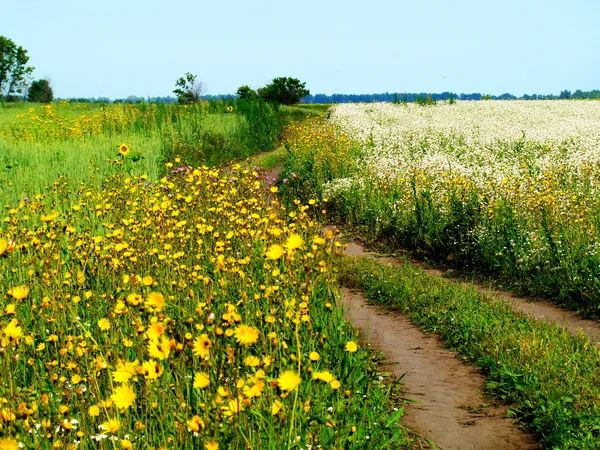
0,36,34,101
28,79,53,103
173,72,207,103
258,77,309,105
236,85,257,100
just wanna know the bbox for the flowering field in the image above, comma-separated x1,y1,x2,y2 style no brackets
0,102,408,449
283,101,600,314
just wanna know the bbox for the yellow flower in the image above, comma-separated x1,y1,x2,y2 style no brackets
285,233,304,250
233,325,260,346
119,144,130,156
345,341,358,353
111,384,136,410
192,334,212,359
112,360,139,383
193,372,210,389
88,405,100,417
277,370,301,392
271,400,283,416
0,438,19,450
147,336,171,360
97,318,111,331
265,244,285,260
121,440,134,450
3,319,22,340
142,275,154,286
205,442,219,450
146,291,165,311
146,321,166,340
141,359,163,380
244,355,261,367
309,351,320,361
312,371,334,383
0,238,7,256
8,285,28,300
187,415,204,432
330,379,341,390
101,418,121,433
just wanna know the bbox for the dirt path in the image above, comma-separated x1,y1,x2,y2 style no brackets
344,288,539,449
343,240,600,346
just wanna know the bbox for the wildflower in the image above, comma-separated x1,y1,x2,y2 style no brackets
233,325,260,346
146,321,166,340
0,238,7,256
265,244,285,260
187,415,204,432
193,372,210,389
141,359,163,380
309,351,320,361
119,144,130,156
285,233,304,250
312,371,334,383
88,405,100,417
147,336,171,360
97,318,111,331
330,379,341,390
271,400,283,416
345,341,358,353
205,442,219,450
142,275,154,286
244,355,261,367
192,334,212,359
0,438,19,450
112,360,139,383
100,418,121,433
8,285,28,300
3,319,22,340
146,291,165,311
121,440,134,450
277,370,301,392
111,384,136,410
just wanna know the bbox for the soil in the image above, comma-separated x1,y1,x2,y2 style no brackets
344,287,539,449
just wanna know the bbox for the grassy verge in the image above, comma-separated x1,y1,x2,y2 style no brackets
338,254,600,449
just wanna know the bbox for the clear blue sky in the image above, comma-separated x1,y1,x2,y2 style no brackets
4,0,599,99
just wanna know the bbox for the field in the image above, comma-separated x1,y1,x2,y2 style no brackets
284,100,600,314
5,98,600,449
0,102,406,449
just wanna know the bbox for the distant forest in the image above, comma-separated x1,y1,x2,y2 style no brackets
61,89,600,104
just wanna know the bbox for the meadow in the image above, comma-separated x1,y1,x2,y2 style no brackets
0,101,408,449
282,100,600,315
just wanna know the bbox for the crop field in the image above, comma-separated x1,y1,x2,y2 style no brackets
284,100,600,314
0,102,407,449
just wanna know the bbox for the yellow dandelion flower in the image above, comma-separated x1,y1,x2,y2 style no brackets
112,360,139,383
101,418,121,433
119,144,130,156
111,384,136,410
3,319,22,340
8,285,28,300
146,291,165,311
141,359,163,380
243,355,261,367
146,321,166,340
233,325,260,346
97,318,111,331
193,372,210,389
277,370,301,392
192,334,212,359
187,415,204,432
147,336,171,360
0,238,7,256
345,341,358,353
265,244,285,260
88,405,100,417
330,379,341,390
271,400,283,416
121,440,134,450
142,275,154,286
309,351,320,361
312,371,334,383
205,442,219,450
285,233,304,250
0,438,19,450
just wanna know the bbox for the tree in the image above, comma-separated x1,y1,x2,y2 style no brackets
173,72,206,103
236,85,257,100
0,36,34,101
27,79,53,103
258,77,309,105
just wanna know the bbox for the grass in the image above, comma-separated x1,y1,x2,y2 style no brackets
339,254,600,449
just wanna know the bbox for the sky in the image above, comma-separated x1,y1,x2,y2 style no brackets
3,0,600,99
